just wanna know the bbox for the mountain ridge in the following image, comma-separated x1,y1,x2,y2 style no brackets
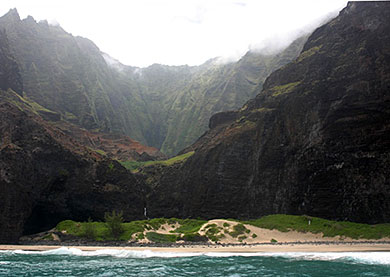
140,1,390,224
2,1,388,244
0,8,307,155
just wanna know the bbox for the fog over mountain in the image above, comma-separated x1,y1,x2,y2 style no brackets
0,0,348,67
1,1,389,246
0,7,310,156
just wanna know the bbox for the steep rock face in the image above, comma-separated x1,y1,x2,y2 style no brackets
0,91,145,243
0,29,23,94
157,36,307,155
0,11,143,136
0,9,306,155
143,1,390,223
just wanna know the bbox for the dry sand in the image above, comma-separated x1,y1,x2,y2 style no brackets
198,219,390,244
0,243,390,253
6,219,390,253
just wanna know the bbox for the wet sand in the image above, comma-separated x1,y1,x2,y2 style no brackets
1,243,390,253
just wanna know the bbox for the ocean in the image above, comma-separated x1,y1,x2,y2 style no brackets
1,248,390,276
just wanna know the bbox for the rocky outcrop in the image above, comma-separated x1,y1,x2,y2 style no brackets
142,1,390,224
53,121,166,161
208,111,239,129
0,92,145,243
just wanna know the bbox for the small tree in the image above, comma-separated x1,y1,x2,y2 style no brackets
83,217,97,240
104,210,124,240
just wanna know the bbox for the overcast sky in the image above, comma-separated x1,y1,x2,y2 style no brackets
0,0,350,67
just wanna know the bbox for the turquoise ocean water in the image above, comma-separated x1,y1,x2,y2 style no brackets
1,248,390,276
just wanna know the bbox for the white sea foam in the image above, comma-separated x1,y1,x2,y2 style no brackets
268,252,390,265
5,247,390,265
12,247,203,258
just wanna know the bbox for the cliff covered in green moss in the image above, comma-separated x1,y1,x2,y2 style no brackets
0,9,306,155
140,1,390,224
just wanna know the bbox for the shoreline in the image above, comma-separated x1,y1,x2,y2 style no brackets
1,242,390,253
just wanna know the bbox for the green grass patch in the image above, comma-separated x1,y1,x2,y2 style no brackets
145,218,169,230
119,160,145,172
229,223,250,238
182,233,208,242
56,220,109,241
204,224,224,242
16,93,54,114
64,111,77,120
56,218,204,241
297,45,322,62
243,214,390,240
3,89,58,116
270,81,301,97
56,215,390,243
94,149,107,156
146,232,179,243
120,151,195,172
173,219,207,234
57,220,82,235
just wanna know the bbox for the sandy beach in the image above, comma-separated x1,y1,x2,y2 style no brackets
1,243,390,253
9,218,390,254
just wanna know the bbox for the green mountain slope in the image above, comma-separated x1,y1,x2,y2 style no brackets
0,9,306,156
0,41,144,243
140,1,390,224
159,36,307,154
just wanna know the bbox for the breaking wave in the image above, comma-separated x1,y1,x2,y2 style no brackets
2,247,390,265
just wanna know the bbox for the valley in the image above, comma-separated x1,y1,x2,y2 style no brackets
0,1,389,245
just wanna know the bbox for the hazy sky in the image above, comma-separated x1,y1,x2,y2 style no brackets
0,0,350,67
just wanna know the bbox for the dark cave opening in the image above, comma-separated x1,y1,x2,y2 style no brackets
22,203,66,236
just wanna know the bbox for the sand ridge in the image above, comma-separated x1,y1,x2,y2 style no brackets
197,219,389,244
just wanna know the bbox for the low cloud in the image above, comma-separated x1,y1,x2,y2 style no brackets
48,19,60,27
0,0,349,67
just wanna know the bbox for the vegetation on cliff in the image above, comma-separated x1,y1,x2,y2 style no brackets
120,151,194,172
1,2,390,245
0,90,145,243
0,9,306,155
140,1,390,224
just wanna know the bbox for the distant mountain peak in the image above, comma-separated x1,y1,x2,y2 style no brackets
24,15,36,24
3,8,20,21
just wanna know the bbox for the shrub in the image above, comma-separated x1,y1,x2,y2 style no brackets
146,232,179,243
136,232,145,240
104,210,124,240
205,224,224,242
182,233,208,242
83,218,97,240
229,224,249,238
